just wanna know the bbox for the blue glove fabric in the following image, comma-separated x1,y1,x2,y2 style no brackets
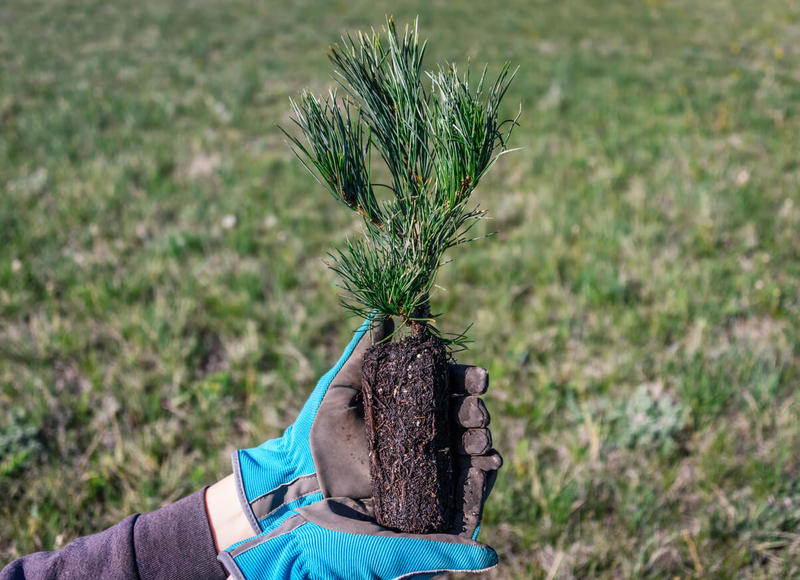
233,319,372,533
219,498,498,580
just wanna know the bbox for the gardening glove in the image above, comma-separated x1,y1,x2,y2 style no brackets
233,315,502,540
232,316,394,534
218,497,499,580
222,353,503,579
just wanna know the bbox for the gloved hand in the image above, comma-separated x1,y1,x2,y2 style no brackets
218,497,498,580
223,317,503,579
232,315,501,540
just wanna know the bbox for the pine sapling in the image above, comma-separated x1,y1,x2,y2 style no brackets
284,18,518,533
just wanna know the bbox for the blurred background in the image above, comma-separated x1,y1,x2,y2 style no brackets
2,0,799,576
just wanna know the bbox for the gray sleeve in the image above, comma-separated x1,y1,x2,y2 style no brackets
0,488,227,580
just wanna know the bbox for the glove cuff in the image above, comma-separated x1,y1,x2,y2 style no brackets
233,443,323,533
232,450,264,533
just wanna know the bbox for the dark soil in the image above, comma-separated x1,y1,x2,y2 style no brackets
361,331,454,533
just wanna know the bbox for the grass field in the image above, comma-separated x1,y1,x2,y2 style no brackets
2,0,800,576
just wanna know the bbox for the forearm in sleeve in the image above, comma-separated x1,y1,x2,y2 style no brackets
1,488,226,580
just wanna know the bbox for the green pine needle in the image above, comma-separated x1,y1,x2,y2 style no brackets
284,17,519,343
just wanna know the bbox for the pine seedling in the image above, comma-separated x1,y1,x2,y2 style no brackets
284,17,518,344
283,18,517,533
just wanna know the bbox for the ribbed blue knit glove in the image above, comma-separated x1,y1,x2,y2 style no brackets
219,498,498,580
232,317,393,534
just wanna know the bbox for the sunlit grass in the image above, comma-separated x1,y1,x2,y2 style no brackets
2,0,799,576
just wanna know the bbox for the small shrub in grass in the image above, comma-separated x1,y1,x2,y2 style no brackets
608,383,688,455
0,409,42,478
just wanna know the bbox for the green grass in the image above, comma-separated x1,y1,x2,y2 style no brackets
2,0,799,577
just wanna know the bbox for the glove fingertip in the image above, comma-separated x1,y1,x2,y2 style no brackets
448,365,489,395
448,542,499,573
483,544,500,567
